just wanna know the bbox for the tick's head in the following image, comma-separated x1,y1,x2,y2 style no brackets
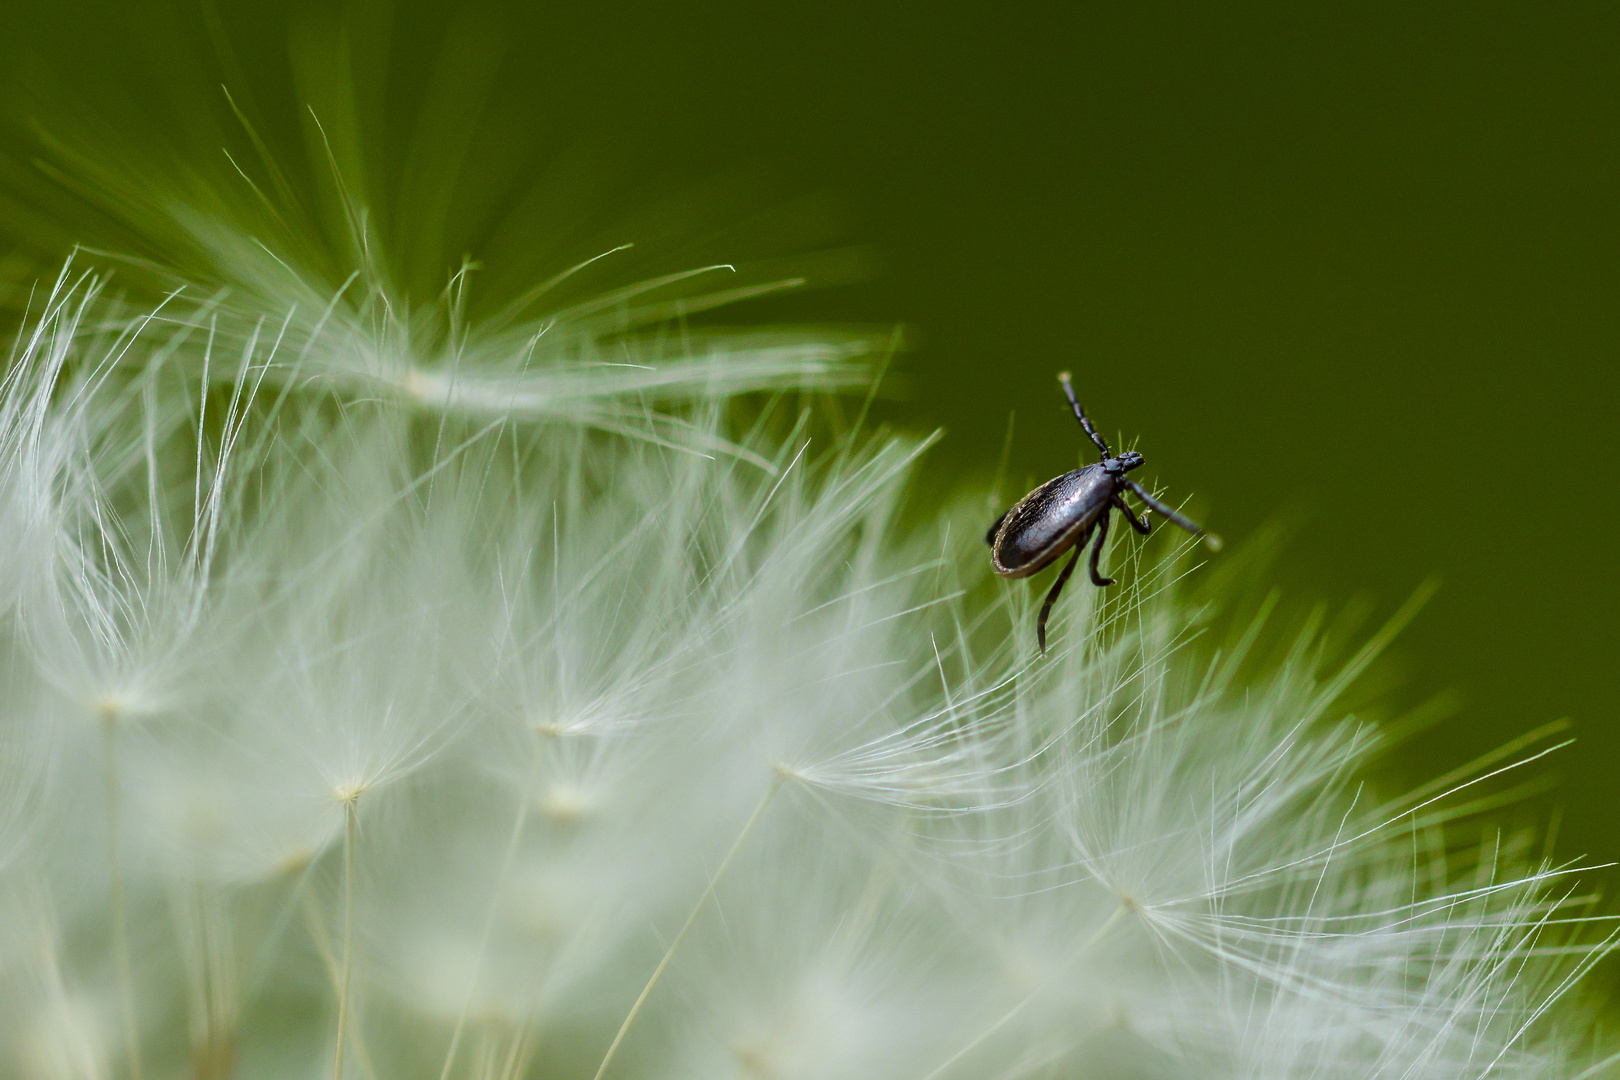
1105,451,1145,474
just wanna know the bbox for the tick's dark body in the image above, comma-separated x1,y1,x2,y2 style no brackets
989,466,1115,578
987,372,1217,653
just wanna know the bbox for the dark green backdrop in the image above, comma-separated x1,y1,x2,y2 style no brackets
1,2,1615,863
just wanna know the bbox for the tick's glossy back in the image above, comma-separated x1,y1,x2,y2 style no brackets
990,464,1114,578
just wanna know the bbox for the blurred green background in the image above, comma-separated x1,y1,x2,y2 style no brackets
0,1,1615,864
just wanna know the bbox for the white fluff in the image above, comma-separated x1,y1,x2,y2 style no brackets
0,263,1611,1080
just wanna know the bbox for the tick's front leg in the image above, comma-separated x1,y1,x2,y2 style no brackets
1112,494,1151,535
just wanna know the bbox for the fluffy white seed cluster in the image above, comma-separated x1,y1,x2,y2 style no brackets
0,259,1610,1080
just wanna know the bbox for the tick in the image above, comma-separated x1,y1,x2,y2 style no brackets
986,371,1221,653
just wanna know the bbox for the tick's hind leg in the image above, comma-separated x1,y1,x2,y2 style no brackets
1113,495,1151,535
1037,543,1084,655
1088,512,1116,587
985,509,1010,546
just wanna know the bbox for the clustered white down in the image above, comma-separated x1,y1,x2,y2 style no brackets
0,261,1609,1080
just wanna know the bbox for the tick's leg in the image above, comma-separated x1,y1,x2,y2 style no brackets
1089,511,1116,587
1122,480,1223,550
1057,371,1112,459
1037,543,1084,655
1122,480,1201,534
1112,494,1151,535
985,509,1010,546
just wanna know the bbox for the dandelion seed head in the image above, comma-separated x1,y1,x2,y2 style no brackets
0,252,1608,1080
